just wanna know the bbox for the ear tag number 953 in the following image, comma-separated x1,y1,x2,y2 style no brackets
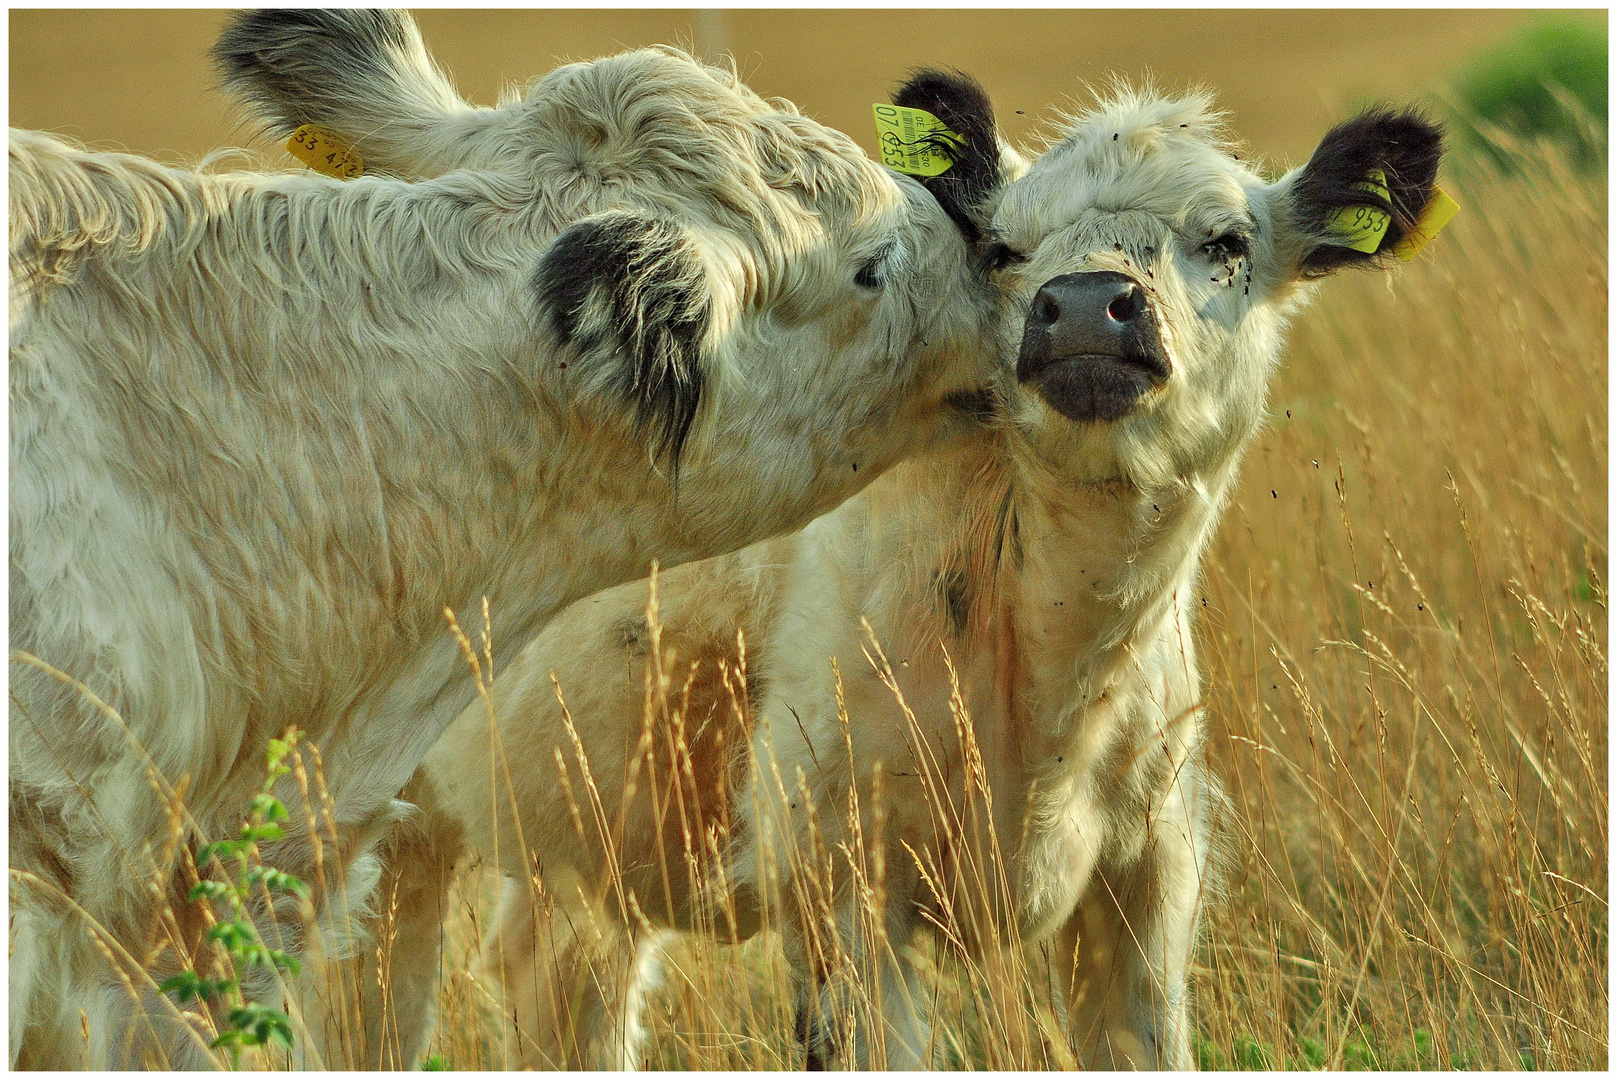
286,125,365,179
872,105,965,178
1324,168,1391,253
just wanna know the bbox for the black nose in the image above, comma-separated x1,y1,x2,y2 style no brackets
1017,270,1169,424
1024,271,1152,368
1030,275,1144,327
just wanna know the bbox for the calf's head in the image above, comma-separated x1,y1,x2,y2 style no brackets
901,76,1443,492
213,11,1002,533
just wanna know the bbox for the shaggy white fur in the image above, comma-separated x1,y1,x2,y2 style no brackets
8,13,1006,1068
405,83,1443,1068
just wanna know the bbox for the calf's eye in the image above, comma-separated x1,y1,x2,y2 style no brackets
984,242,1029,272
1202,232,1250,261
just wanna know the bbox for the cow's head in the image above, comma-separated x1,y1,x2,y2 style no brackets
897,74,1443,494
212,11,1002,533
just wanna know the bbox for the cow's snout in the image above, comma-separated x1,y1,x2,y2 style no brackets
1017,271,1169,424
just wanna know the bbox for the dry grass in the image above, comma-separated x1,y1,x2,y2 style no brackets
18,134,1604,1070
1190,135,1607,1070
410,138,1607,1070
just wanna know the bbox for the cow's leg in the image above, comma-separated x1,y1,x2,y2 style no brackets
346,774,473,1072
871,946,931,1069
10,891,47,1067
795,959,929,1070
1054,870,1160,1068
486,873,653,1069
10,846,195,1070
9,898,209,1070
793,944,931,1069
1056,762,1212,1070
358,818,462,1069
9,891,85,1069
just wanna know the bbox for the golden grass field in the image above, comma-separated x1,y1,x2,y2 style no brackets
10,8,1607,1072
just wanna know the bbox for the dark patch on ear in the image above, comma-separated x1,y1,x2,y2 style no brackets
892,69,1002,243
1292,106,1444,276
535,212,708,471
212,9,415,137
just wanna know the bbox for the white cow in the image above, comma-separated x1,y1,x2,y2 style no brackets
405,78,1445,1068
8,11,1011,1068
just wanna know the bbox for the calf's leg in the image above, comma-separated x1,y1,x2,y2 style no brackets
1055,762,1213,1069
486,871,658,1069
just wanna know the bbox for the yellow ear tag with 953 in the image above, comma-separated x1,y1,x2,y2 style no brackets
1324,168,1391,253
286,124,364,179
873,104,965,178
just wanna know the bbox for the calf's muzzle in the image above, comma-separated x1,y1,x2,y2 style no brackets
1016,270,1169,423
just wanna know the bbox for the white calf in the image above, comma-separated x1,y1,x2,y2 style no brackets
408,77,1445,1068
8,11,1007,1068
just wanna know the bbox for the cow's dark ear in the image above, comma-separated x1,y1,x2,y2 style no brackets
1284,106,1445,277
534,211,710,472
892,69,1002,243
212,9,471,177
215,9,423,136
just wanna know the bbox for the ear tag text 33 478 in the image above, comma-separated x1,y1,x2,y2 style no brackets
872,105,965,178
286,125,364,179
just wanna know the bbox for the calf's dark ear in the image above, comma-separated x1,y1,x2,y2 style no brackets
892,69,1002,243
1285,106,1445,276
534,211,710,472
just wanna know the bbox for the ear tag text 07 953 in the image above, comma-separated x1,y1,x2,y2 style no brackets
286,125,364,179
872,105,965,178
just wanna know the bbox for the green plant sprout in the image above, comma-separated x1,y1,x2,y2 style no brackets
158,731,309,1067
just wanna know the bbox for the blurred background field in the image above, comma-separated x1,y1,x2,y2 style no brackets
1188,131,1607,1070
11,8,1607,1072
4,9,1597,168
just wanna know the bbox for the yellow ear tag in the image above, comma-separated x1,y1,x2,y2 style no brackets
286,124,364,179
872,104,965,178
1391,186,1460,261
1323,168,1391,253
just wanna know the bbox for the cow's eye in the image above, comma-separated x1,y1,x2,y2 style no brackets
1202,232,1250,261
856,240,901,290
984,242,1029,272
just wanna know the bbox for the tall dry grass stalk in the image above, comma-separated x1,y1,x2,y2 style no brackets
418,136,1605,1070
